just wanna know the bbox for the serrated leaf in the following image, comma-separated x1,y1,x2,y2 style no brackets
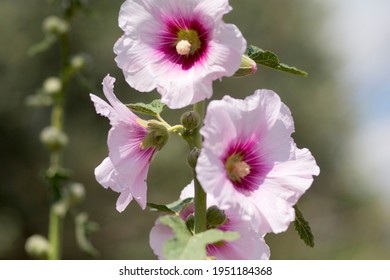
160,215,239,260
166,197,194,213
127,99,167,116
147,203,175,214
247,45,308,76
294,205,315,247
148,197,193,214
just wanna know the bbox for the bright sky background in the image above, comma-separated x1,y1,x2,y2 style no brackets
323,0,390,201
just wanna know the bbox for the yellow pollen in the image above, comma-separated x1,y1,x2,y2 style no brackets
176,39,192,55
232,161,251,179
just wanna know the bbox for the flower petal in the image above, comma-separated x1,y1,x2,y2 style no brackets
116,188,134,213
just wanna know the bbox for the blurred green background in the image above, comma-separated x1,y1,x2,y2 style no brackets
1,0,389,259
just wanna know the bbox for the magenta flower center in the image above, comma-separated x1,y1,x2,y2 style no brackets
223,138,271,193
158,17,210,70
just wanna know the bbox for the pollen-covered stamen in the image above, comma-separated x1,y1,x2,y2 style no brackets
232,161,251,179
225,153,251,183
176,40,192,55
176,29,201,56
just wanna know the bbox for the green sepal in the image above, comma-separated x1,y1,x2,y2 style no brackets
139,120,170,151
247,45,308,76
293,205,315,247
147,197,194,214
160,215,239,260
127,99,167,117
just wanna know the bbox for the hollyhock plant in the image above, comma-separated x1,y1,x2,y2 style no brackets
196,90,320,234
114,0,246,109
90,75,167,212
149,182,270,260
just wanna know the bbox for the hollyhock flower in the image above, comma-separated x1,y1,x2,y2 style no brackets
114,0,246,109
90,75,167,212
196,90,320,233
149,182,270,260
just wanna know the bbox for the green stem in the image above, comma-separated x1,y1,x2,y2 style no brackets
48,205,63,260
46,19,70,260
192,101,206,234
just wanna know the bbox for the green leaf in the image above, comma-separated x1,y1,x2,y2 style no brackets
147,197,193,214
293,205,315,247
25,93,54,107
127,99,167,116
247,45,308,76
160,215,239,260
27,36,57,56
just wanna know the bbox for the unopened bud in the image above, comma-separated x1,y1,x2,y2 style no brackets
206,205,227,228
70,54,87,70
64,182,86,206
52,201,68,217
233,55,257,77
40,126,68,151
180,111,201,130
43,77,62,95
187,147,200,169
42,16,69,35
25,235,50,259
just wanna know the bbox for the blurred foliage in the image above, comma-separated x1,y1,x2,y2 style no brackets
0,0,389,259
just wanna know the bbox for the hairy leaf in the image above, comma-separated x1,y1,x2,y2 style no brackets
127,99,167,116
147,197,194,214
160,215,239,260
294,205,315,247
247,45,308,76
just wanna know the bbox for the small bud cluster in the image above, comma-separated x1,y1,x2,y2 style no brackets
43,16,69,35
40,126,68,151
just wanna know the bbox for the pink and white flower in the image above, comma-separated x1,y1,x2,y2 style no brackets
114,0,246,109
149,182,270,260
196,90,320,233
90,75,156,212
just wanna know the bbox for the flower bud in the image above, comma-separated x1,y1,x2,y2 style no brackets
70,54,87,70
140,120,170,151
233,54,257,77
42,16,69,35
52,201,68,217
180,111,201,130
42,77,62,95
187,147,200,169
206,205,227,228
63,182,86,206
40,126,68,151
25,235,50,259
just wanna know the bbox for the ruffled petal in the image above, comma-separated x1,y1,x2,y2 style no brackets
115,0,246,109
116,188,134,213
90,75,137,125
197,89,319,234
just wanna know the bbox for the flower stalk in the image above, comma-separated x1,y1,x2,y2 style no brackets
191,100,207,234
46,16,71,261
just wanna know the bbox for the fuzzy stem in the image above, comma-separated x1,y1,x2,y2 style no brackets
192,101,206,234
48,205,63,260
46,20,71,261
